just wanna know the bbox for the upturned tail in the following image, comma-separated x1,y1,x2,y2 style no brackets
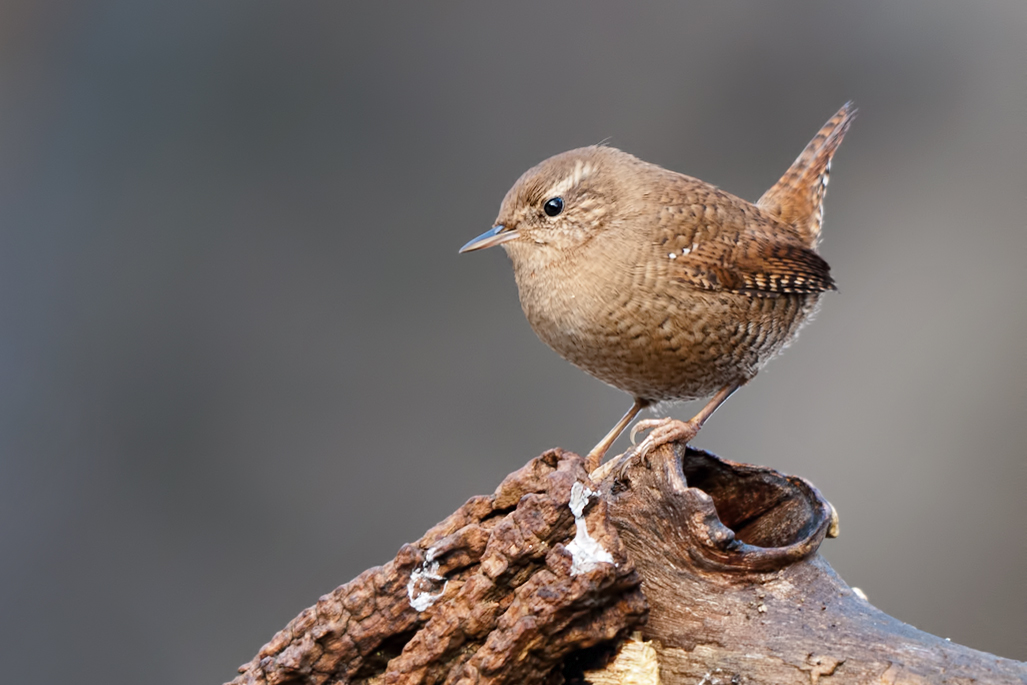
758,102,856,247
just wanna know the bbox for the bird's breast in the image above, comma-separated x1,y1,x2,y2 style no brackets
510,240,819,401
513,249,627,360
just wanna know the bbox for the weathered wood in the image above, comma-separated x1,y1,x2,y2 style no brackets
229,450,646,685
602,444,1027,684
228,445,1027,685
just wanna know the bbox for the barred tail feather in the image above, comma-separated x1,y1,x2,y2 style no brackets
758,102,856,248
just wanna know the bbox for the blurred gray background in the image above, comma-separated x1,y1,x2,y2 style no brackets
1,1,1024,683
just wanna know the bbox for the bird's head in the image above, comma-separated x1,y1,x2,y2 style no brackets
460,146,647,268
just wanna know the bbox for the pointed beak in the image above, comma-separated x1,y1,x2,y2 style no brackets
459,225,518,253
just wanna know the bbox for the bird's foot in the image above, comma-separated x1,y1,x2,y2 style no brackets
593,418,702,483
629,417,700,458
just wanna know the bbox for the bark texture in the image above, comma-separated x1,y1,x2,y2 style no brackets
230,450,645,685
228,445,1027,685
600,445,1026,684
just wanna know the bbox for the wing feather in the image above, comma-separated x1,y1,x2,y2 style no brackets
650,183,835,297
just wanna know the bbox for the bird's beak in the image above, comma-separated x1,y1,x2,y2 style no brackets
459,225,518,253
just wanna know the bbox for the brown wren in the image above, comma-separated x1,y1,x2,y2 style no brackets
461,103,855,472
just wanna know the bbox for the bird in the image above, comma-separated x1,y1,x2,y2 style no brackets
460,103,855,473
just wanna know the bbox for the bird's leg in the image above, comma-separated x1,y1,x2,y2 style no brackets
630,383,743,459
585,398,650,472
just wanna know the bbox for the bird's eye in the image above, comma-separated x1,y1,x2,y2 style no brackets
543,197,564,217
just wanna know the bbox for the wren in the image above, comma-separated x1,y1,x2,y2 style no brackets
461,103,855,471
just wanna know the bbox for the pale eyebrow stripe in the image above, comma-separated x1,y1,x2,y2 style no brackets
542,160,595,199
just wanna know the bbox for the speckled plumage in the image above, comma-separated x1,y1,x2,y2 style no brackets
462,103,855,467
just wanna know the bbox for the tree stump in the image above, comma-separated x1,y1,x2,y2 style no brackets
228,445,1027,685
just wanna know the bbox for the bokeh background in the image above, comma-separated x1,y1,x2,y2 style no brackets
1,2,1024,683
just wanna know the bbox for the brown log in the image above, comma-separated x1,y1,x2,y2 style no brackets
228,445,1027,685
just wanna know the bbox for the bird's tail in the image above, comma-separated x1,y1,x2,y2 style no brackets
758,102,856,248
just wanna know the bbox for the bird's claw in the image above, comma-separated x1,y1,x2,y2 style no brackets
602,418,702,482
629,418,666,445
630,417,699,458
